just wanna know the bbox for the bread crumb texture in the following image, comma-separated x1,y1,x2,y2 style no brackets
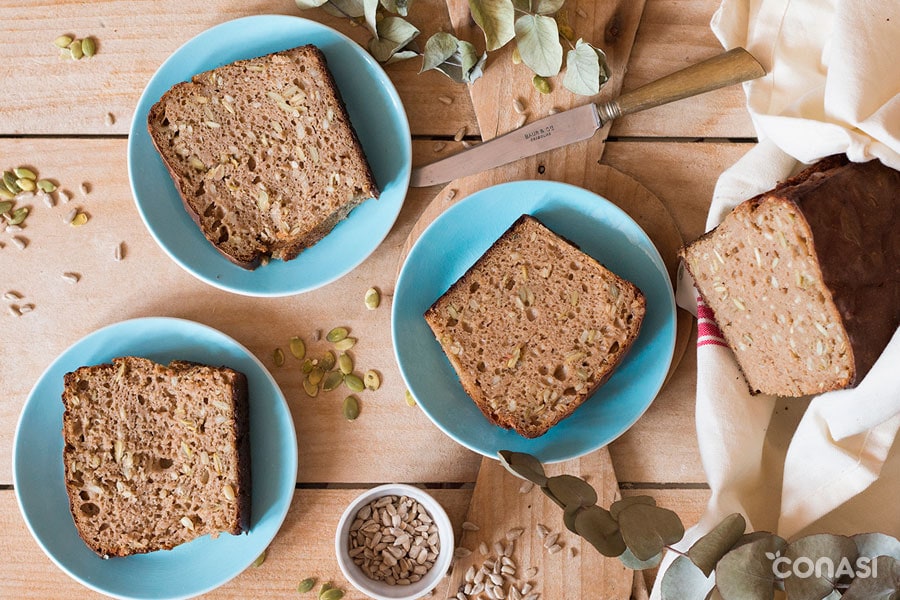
147,45,378,268
61,356,251,557
425,215,646,438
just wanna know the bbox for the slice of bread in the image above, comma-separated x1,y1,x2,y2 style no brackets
424,215,646,438
147,45,379,269
680,155,900,396
61,356,251,557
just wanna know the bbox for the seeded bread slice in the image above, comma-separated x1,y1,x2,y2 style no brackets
424,215,646,438
61,356,251,557
680,155,900,396
147,45,379,269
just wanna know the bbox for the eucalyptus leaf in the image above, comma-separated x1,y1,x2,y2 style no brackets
783,534,858,600
511,0,530,11
498,451,548,486
545,474,597,509
842,555,900,600
715,534,787,600
421,32,459,72
609,495,656,521
562,39,609,96
619,547,663,570
563,505,582,534
687,513,747,577
514,14,562,77
532,0,565,15
380,0,412,16
295,0,329,9
458,40,480,74
540,484,565,509
704,588,725,600
384,50,418,64
854,533,900,561
363,0,379,36
321,0,366,18
368,17,420,63
661,555,714,600
574,505,625,557
469,0,515,51
617,503,685,561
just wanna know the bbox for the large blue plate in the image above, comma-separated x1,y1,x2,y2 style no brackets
392,181,676,463
13,317,297,599
128,16,411,296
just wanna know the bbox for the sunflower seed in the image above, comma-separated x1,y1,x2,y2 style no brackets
58,189,71,203
524,567,538,578
515,113,527,128
454,547,472,559
11,236,26,250
180,516,194,530
462,521,480,531
454,126,466,142
7,304,21,317
543,533,558,548
535,524,548,538
438,95,453,105
506,527,524,540
547,543,562,554
63,208,77,224
114,242,124,261
518,480,534,494
432,141,446,152
5,224,22,233
41,192,54,208
513,98,525,114
79,182,90,196
105,112,115,126
3,291,21,301
61,272,80,284
18,303,34,314
479,541,489,555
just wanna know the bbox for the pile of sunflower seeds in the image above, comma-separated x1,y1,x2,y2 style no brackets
451,525,543,600
348,494,440,585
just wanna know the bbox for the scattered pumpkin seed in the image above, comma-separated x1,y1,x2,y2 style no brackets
334,337,356,351
13,167,36,180
405,390,416,407
81,37,96,58
338,353,353,375
289,336,306,360
342,395,360,420
0,200,12,214
53,35,73,48
71,212,88,226
558,23,576,42
36,179,56,193
2,172,20,194
68,39,83,59
322,370,344,392
326,326,349,343
303,378,319,397
301,358,314,374
308,366,325,386
512,47,522,64
319,350,336,372
532,75,551,94
251,549,267,568
344,373,365,392
318,582,334,598
0,188,13,200
364,287,380,310
297,577,316,593
273,348,285,367
15,178,35,192
364,370,380,391
9,207,28,226
320,589,344,600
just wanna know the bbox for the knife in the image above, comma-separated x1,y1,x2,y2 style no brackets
410,47,765,187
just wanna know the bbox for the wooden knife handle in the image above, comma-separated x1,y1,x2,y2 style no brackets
598,47,765,120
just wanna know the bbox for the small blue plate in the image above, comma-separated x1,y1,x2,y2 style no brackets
13,317,297,599
392,181,676,463
128,16,411,297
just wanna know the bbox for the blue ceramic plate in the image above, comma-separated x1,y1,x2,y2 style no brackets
128,16,411,296
13,318,297,599
392,181,676,463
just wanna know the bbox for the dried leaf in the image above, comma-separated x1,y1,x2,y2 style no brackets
380,0,412,16
295,0,329,8
545,474,597,509
563,39,609,96
321,0,365,17
573,505,625,557
511,0,530,10
468,0,515,51
497,450,547,485
618,547,663,570
609,495,656,520
617,503,684,561
368,17,420,63
783,534,858,600
363,0,379,36
532,0,564,14
384,50,418,65
715,534,786,600
687,513,747,577
514,14,562,77
421,32,459,72
842,555,900,600
661,555,714,600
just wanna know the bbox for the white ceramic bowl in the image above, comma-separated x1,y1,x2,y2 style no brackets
335,484,454,600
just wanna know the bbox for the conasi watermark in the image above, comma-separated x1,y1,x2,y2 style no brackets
766,551,879,580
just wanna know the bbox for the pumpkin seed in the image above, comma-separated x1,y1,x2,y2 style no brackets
320,589,344,600
512,47,522,64
13,167,36,180
9,207,28,226
318,582,334,597
344,374,364,392
54,35,73,48
322,370,343,392
289,336,306,360
338,353,353,375
297,577,316,593
81,37,96,58
301,358,314,374
342,395,360,420
334,337,356,351
326,326,348,342
364,370,380,391
2,172,19,194
303,378,319,397
0,200,12,214
319,350,335,372
251,549,267,568
36,179,56,193
0,188,14,200
364,287,380,309
405,390,416,406
71,212,88,226
68,39,83,60
273,348,285,367
15,178,35,192
532,75,551,94
308,367,324,386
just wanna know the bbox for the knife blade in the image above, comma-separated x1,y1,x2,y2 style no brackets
409,47,765,187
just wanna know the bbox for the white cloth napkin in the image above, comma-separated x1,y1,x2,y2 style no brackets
652,0,900,596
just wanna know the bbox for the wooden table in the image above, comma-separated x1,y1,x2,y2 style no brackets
0,1,756,597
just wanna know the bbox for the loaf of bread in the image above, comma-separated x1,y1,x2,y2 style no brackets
61,356,251,557
424,215,646,438
680,155,900,396
147,45,379,269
